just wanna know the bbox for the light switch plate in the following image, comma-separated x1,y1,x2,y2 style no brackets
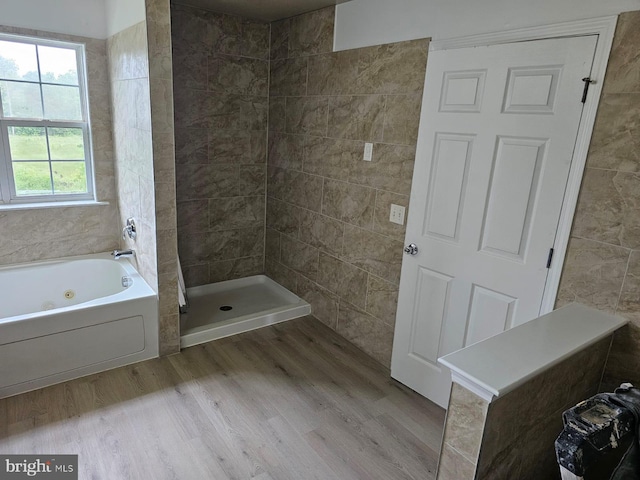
389,204,406,225
363,142,373,161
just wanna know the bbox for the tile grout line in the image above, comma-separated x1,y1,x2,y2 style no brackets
614,249,633,314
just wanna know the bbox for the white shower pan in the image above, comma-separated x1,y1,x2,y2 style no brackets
180,275,311,348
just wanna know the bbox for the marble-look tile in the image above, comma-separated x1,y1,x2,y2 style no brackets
270,18,290,61
268,132,304,171
366,275,399,326
159,313,180,356
108,22,149,81
209,255,264,283
357,39,429,95
211,226,264,262
443,383,488,463
174,128,208,165
436,444,476,480
556,237,629,312
209,129,251,164
210,12,241,56
146,0,174,82
170,3,212,52
177,232,210,265
265,258,299,293
337,301,394,367
209,196,265,231
602,324,640,389
297,276,339,329
317,252,368,309
154,181,177,231
238,165,266,196
373,190,409,242
156,229,177,276
158,271,178,316
341,224,403,284
280,235,319,281
265,228,281,261
173,87,210,129
175,164,237,200
250,131,267,164
241,19,270,60
307,49,359,95
269,97,287,133
322,179,375,229
474,438,523,480
303,136,361,179
617,250,640,323
572,168,640,248
327,95,385,141
270,57,308,97
182,263,209,288
285,96,329,136
208,54,269,96
299,210,344,256
512,413,566,480
349,143,416,195
603,11,640,94
172,46,207,91
267,166,287,200
266,198,301,238
383,94,423,145
289,6,334,57
209,94,268,131
586,94,640,172
286,170,323,212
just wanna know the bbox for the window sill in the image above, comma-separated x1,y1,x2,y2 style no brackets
0,200,110,212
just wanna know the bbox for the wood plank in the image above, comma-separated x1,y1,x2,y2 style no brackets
0,317,443,480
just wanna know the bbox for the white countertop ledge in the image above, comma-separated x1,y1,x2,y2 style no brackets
438,303,627,402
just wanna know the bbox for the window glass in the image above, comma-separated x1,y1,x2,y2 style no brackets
42,84,82,121
0,81,43,119
0,35,93,204
37,45,79,85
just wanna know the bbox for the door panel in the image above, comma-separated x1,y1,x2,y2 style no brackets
424,134,474,241
391,35,598,408
480,136,547,259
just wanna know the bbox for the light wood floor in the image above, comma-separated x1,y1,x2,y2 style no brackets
0,317,445,480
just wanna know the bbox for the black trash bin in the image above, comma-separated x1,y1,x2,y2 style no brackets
555,383,640,480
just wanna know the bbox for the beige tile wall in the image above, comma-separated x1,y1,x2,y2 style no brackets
437,336,612,480
171,3,269,288
0,26,119,266
107,22,158,293
265,6,429,367
146,0,180,356
557,11,640,390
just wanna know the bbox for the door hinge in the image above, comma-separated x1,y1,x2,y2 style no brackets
581,77,595,103
546,248,555,269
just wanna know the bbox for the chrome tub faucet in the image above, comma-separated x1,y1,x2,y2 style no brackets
112,249,136,260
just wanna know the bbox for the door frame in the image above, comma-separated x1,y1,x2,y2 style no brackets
421,16,619,316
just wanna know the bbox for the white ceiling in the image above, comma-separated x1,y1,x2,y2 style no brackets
174,0,350,22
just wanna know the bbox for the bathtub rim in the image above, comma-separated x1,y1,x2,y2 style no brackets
0,251,157,331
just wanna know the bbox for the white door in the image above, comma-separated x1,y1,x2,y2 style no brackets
391,36,598,408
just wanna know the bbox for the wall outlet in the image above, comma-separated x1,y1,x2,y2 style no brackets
363,142,373,161
389,204,406,225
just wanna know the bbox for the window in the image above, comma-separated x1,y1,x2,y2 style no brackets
0,34,94,205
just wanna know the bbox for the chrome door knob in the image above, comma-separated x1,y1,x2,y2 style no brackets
404,243,419,255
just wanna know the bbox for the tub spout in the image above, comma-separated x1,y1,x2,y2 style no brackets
112,249,135,260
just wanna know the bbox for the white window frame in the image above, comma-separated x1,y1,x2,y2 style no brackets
0,33,95,205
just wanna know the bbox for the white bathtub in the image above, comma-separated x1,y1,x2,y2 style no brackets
0,252,158,398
